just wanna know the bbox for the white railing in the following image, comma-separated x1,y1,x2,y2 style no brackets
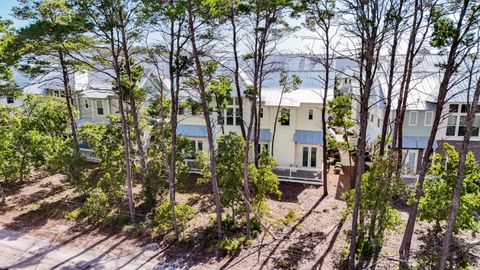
273,165,323,185
184,158,200,173
80,148,101,163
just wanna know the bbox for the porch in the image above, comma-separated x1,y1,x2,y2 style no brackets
184,159,323,185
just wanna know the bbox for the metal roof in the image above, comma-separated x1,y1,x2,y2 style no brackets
400,136,438,149
177,124,208,137
293,130,323,144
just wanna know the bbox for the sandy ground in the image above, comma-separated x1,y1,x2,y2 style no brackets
0,169,477,270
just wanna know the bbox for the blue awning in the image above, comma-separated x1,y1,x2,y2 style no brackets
293,130,323,145
177,124,208,137
401,136,438,149
250,129,271,141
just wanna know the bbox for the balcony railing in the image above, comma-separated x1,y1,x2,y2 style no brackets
184,160,323,185
80,148,101,163
273,166,323,185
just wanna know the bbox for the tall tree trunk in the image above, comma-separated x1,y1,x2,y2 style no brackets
399,1,474,264
187,2,223,238
439,79,480,270
58,50,80,155
379,1,403,156
230,14,246,139
118,92,136,223
118,10,147,180
0,184,5,205
321,47,330,196
167,14,180,240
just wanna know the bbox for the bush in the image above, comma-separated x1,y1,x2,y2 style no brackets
154,201,196,235
83,188,110,224
220,236,246,254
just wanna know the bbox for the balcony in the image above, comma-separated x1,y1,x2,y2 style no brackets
184,159,323,185
273,166,323,185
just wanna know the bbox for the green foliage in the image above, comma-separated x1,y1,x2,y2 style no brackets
278,208,298,225
154,201,196,235
327,95,354,130
79,117,127,201
220,236,245,254
0,95,71,184
0,18,21,98
344,155,404,259
83,187,110,224
216,133,245,217
419,143,480,235
250,149,282,214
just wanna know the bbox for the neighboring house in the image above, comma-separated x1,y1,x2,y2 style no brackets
178,55,334,185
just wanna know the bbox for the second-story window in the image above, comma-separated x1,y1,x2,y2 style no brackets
446,103,480,136
260,108,264,118
96,100,104,115
409,111,418,126
308,108,313,120
280,108,290,126
425,111,433,126
178,106,184,115
225,97,241,126
6,96,14,104
85,100,89,108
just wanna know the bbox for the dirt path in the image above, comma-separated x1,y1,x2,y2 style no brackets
0,226,170,270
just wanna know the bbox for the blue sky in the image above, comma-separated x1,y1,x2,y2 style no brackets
0,0,27,27
0,0,316,53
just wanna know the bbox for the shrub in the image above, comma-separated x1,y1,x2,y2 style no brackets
154,201,196,235
83,188,110,224
220,236,246,254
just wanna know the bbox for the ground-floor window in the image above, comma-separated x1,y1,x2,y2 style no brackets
402,150,418,175
302,146,317,168
187,139,204,159
257,143,269,155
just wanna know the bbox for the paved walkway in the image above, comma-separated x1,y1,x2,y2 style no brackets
0,227,172,270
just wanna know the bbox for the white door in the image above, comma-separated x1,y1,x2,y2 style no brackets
302,146,318,168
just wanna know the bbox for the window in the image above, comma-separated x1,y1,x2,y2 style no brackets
446,116,457,136
473,117,480,136
85,100,89,108
370,113,374,122
96,100,104,115
458,116,467,136
6,96,14,104
310,147,317,167
280,108,290,126
187,140,203,159
308,109,313,120
224,98,241,126
302,146,317,168
424,111,433,126
377,118,381,128
409,111,418,126
226,108,234,125
260,108,264,118
449,104,459,113
178,106,184,115
302,147,309,167
235,108,242,126
461,104,468,113
402,151,417,175
257,143,269,155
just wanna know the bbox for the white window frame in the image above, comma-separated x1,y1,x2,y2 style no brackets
424,111,433,126
401,150,418,175
96,99,105,115
409,111,418,126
